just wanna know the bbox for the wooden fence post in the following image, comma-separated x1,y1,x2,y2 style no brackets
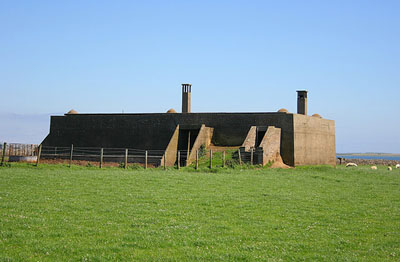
125,149,128,169
238,149,242,165
209,149,213,169
145,150,148,169
1,142,7,166
100,148,104,168
250,148,254,165
69,144,74,168
177,151,180,170
164,152,167,170
196,149,199,170
222,151,225,168
36,144,42,167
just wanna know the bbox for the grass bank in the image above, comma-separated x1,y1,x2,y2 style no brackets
1,164,399,261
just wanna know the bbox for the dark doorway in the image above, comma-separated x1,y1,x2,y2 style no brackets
255,127,268,147
177,128,200,166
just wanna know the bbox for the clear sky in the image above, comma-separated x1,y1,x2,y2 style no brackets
0,0,399,153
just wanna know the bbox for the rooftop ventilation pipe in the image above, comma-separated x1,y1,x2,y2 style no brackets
297,90,308,115
182,83,191,113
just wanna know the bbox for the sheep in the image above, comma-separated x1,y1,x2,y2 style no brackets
396,164,400,169
371,166,377,170
346,163,358,167
388,166,392,171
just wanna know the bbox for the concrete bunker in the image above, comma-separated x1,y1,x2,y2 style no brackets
41,84,336,167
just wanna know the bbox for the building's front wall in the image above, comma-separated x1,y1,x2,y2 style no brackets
42,112,336,167
292,114,336,166
42,112,296,165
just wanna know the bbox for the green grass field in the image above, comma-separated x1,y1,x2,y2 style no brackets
1,164,399,261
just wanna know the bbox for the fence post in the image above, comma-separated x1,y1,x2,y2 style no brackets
100,148,104,168
145,150,148,169
36,144,42,167
164,152,167,170
250,148,254,165
1,142,7,166
177,151,180,170
69,144,74,168
209,149,213,169
222,151,225,168
196,149,199,170
125,149,128,169
238,149,242,165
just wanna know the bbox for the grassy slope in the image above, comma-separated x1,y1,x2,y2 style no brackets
0,165,399,261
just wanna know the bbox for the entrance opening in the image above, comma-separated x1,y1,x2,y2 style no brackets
177,128,200,166
255,127,268,147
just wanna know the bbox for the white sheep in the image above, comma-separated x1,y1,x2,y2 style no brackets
346,163,358,167
396,164,400,169
371,166,377,170
388,166,392,171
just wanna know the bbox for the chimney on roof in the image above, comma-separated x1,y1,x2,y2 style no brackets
182,84,191,113
297,90,308,115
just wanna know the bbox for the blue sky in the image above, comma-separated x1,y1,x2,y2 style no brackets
0,0,399,153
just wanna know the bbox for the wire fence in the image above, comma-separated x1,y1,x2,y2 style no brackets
0,142,255,168
38,145,170,167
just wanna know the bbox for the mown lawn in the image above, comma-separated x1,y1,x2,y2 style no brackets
0,164,399,261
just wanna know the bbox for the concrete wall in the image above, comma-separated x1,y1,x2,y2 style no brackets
42,112,296,165
45,114,178,150
241,126,257,151
292,114,336,166
42,112,336,167
258,126,282,165
161,125,179,166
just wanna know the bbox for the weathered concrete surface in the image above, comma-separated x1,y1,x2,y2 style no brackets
42,112,295,165
186,124,214,166
161,125,179,167
258,126,283,165
293,114,336,166
42,112,336,167
241,126,257,151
